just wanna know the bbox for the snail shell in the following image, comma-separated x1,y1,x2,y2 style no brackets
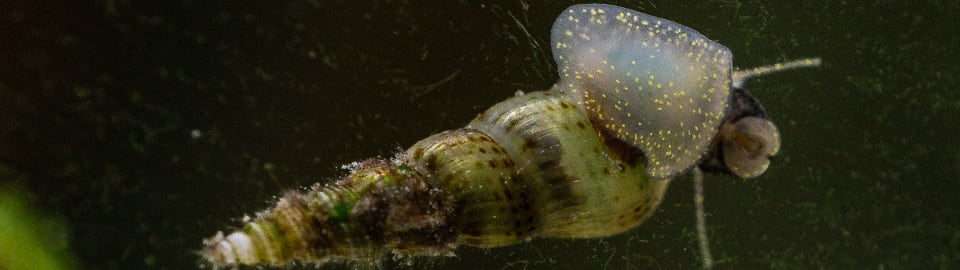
200,92,669,266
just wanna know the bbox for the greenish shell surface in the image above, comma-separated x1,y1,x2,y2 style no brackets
551,4,733,178
200,92,670,266
464,92,667,239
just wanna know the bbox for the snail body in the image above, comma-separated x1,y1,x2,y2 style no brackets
551,4,734,179
200,4,820,267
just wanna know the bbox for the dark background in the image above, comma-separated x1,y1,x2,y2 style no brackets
2,0,957,269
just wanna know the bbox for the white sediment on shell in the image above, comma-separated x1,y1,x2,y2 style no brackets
214,238,237,264
225,232,257,264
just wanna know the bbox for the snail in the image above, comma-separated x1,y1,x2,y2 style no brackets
199,4,820,268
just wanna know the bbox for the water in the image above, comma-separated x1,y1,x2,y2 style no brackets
1,0,957,269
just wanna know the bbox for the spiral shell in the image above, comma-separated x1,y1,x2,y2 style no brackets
200,92,668,266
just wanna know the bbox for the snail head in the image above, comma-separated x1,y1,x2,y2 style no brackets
699,88,780,179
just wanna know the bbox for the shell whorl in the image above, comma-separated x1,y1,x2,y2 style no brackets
461,92,668,240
